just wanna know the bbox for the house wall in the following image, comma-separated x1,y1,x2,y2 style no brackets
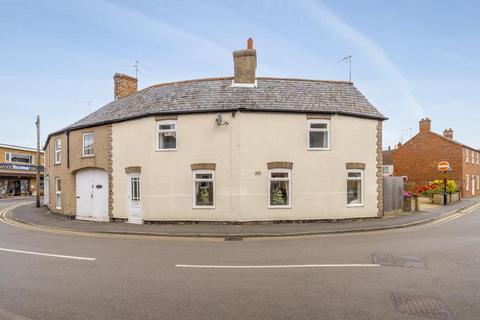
111,112,380,222
45,125,111,216
462,148,480,197
393,130,480,197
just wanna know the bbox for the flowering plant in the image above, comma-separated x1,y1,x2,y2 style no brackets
415,180,457,197
403,191,412,199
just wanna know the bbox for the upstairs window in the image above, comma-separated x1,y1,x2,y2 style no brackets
54,139,61,164
5,152,34,164
269,169,291,208
308,119,330,150
157,120,176,150
83,133,94,157
193,171,215,208
347,170,363,206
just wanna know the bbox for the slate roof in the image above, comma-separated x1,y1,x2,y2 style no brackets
47,77,386,143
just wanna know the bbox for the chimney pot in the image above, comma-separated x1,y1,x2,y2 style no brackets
247,38,253,49
114,73,137,99
443,128,454,139
232,38,257,85
419,117,431,133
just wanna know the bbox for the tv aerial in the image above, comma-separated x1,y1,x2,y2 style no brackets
337,55,352,82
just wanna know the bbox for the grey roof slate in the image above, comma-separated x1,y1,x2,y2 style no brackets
59,77,386,134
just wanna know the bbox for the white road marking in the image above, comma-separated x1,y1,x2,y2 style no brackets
176,264,380,269
0,248,96,261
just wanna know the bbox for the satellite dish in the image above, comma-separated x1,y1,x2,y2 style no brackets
216,113,222,126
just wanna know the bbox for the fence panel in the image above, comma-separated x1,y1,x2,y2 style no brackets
383,176,404,214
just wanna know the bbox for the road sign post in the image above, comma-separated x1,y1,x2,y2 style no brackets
437,161,451,206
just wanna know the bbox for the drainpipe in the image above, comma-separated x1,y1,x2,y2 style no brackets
65,130,70,169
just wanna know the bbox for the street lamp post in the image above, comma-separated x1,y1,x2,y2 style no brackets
35,115,40,208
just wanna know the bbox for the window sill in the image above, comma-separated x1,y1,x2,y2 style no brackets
156,149,177,152
192,206,215,209
307,148,331,151
268,205,292,209
54,162,61,166
347,204,364,208
82,155,95,158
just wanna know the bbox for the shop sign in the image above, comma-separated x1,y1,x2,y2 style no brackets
0,163,43,172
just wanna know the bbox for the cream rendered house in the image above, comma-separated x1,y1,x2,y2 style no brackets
45,39,386,223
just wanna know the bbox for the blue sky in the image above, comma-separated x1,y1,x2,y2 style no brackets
1,0,479,149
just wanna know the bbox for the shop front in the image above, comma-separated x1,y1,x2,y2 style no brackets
0,163,44,197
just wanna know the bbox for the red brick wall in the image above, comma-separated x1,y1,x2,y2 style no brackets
463,148,480,197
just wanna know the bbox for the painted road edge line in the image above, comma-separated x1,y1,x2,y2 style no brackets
0,248,96,261
176,264,381,268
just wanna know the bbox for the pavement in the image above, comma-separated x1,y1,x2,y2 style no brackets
5,196,480,238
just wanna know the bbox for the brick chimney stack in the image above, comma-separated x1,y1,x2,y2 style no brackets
114,73,137,99
419,118,431,133
232,38,257,86
443,128,453,139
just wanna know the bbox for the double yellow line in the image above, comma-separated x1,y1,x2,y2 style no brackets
0,203,211,241
1,201,479,240
425,202,480,227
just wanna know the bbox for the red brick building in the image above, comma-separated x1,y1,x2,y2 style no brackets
393,118,480,197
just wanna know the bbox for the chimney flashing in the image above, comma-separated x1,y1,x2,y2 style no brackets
231,79,258,88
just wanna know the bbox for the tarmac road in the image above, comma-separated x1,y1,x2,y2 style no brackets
0,198,479,320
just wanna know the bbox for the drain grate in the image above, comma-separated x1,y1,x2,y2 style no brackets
372,253,427,269
224,235,243,241
390,292,455,320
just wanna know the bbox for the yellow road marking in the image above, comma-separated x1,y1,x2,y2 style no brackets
1,201,479,241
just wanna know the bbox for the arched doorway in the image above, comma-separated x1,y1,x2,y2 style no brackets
75,169,109,222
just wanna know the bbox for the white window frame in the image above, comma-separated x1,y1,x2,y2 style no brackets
156,120,177,151
192,170,215,209
54,138,61,164
5,152,33,164
347,169,364,207
477,175,479,190
55,177,61,209
82,133,95,157
307,119,331,150
129,175,141,204
268,169,292,209
466,174,469,191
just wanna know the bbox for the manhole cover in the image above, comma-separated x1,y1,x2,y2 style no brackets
372,253,426,268
224,235,243,241
390,292,455,320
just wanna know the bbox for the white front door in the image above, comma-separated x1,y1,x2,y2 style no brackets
472,176,476,196
128,174,142,224
76,169,109,222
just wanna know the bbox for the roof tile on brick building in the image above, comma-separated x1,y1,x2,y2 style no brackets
64,77,386,131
